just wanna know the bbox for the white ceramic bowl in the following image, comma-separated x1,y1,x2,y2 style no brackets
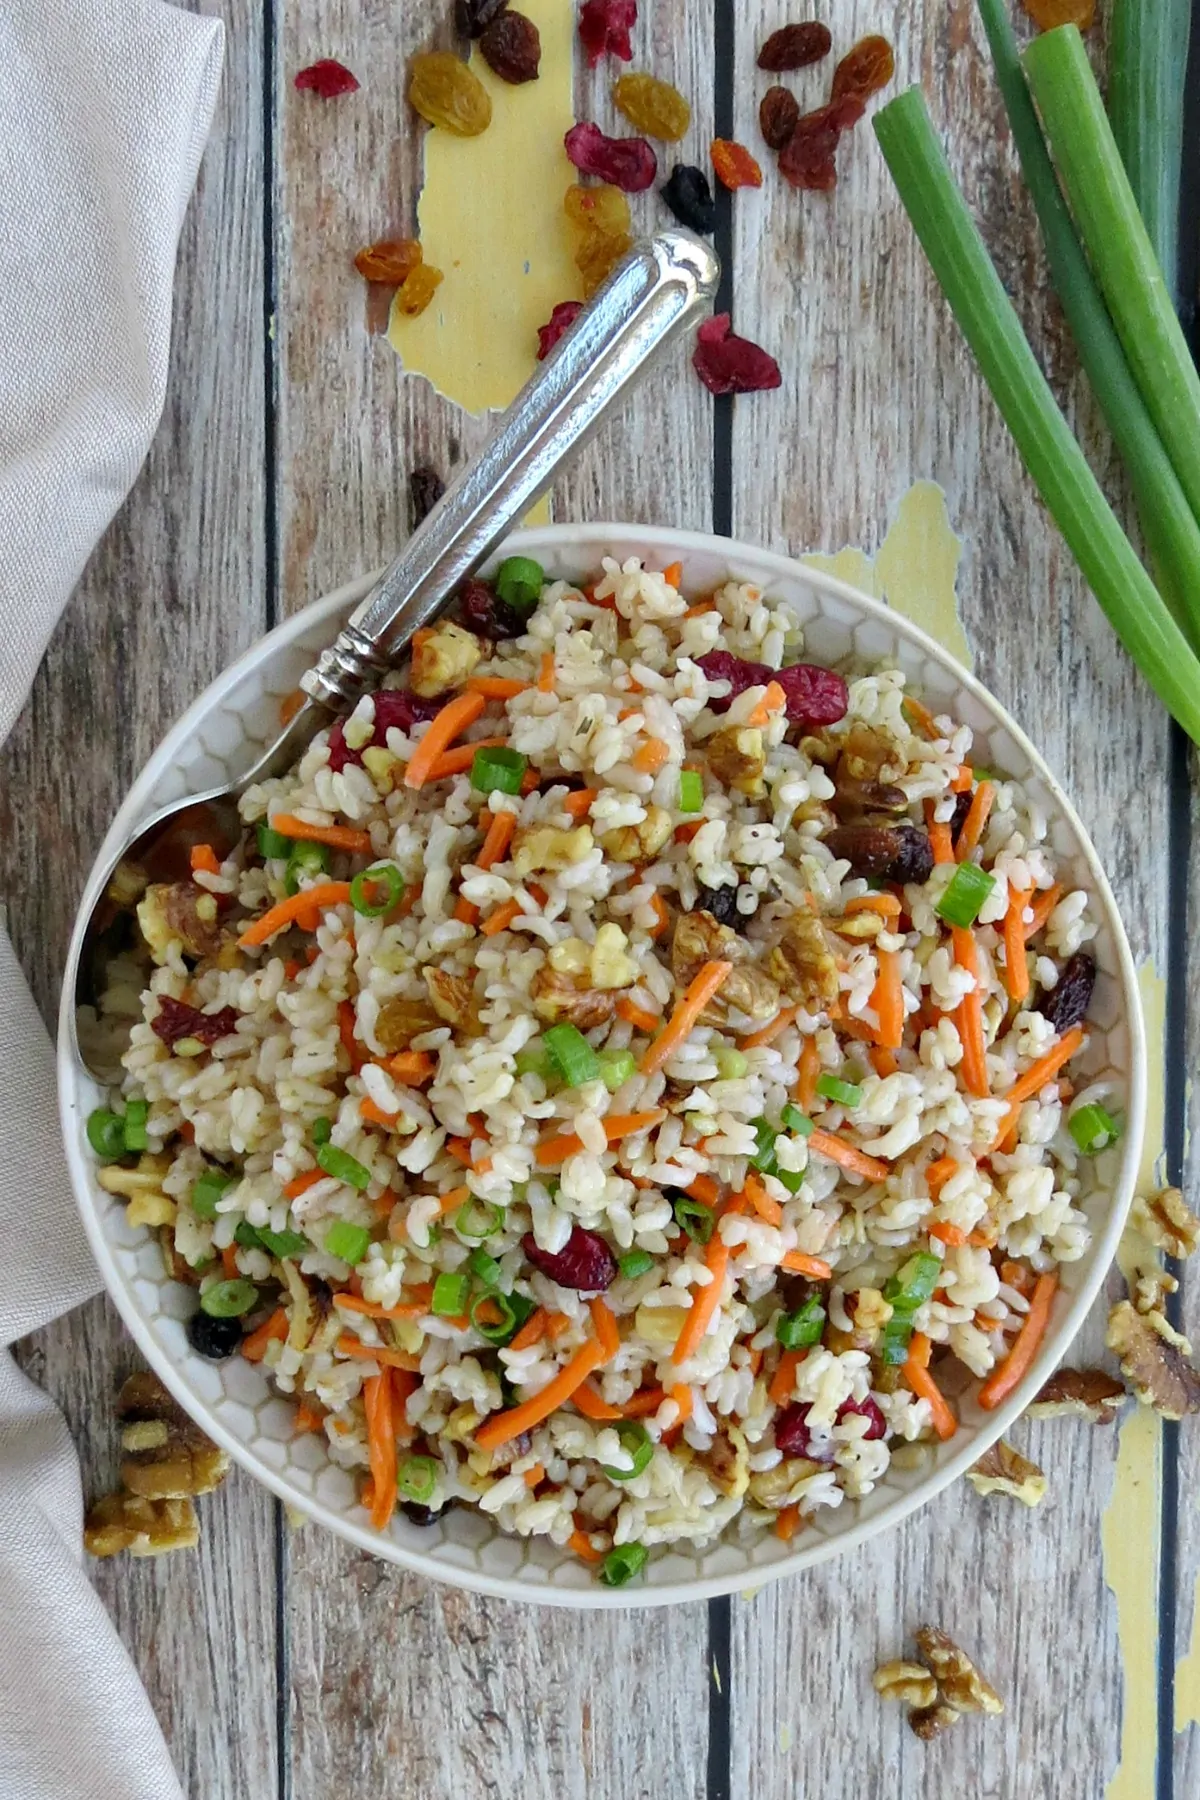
59,524,1145,1607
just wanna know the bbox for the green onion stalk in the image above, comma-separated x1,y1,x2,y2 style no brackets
872,88,1200,747
1108,0,1191,301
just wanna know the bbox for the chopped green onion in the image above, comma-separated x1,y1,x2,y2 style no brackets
200,1278,258,1318
883,1251,943,1313
257,823,293,860
776,1296,826,1351
599,1541,649,1587
324,1220,371,1265
121,1099,149,1152
678,770,704,813
312,1116,333,1146
878,1311,917,1367
494,555,544,614
748,1118,804,1193
542,1022,601,1087
316,1144,371,1190
672,1196,714,1244
934,861,996,929
619,1249,654,1280
191,1167,235,1220
455,1198,505,1244
397,1454,438,1503
1069,1102,1122,1154
713,1046,748,1080
598,1048,637,1092
781,1104,815,1137
872,87,1200,745
259,1228,309,1258
470,1290,524,1343
816,1074,862,1108
515,1041,552,1080
349,863,404,917
285,840,330,896
600,1420,653,1482
1109,0,1189,301
467,1246,503,1285
431,1271,470,1316
234,1221,263,1248
470,745,528,796
87,1108,127,1161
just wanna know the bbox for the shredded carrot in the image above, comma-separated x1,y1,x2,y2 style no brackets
402,691,487,789
1023,883,1063,941
1002,885,1032,1002
190,843,220,876
569,1527,604,1563
674,819,704,843
560,787,597,821
358,1097,396,1130
796,1037,820,1111
335,998,364,1074
682,600,717,618
294,1398,325,1433
646,892,670,938
445,1137,473,1167
745,680,786,728
632,736,671,774
453,895,480,926
433,1186,470,1218
844,892,902,919
280,687,307,726
537,651,556,693
178,1121,195,1144
924,1156,958,1196
589,1297,620,1360
923,798,955,866
870,1047,898,1078
419,736,508,784
523,1462,546,1488
903,1335,958,1439
872,948,904,1051
336,1333,421,1371
671,1235,730,1367
999,1259,1036,1298
744,1172,783,1226
740,1006,797,1050
475,1335,612,1451
977,1271,1058,1410
391,1368,418,1447
988,1026,1085,1147
951,927,989,1098
534,1109,666,1166
481,898,522,936
363,1369,398,1529
572,1381,625,1421
283,1168,323,1201
662,560,683,589
387,1050,436,1085
474,808,517,871
221,1243,240,1279
464,675,529,699
781,1251,833,1279
335,1290,432,1321
954,781,995,861
640,960,732,1077
774,1505,803,1542
806,1129,890,1183
950,764,973,792
241,1308,288,1362
686,1173,721,1207
238,881,352,947
928,1220,968,1248
670,1382,693,1424
903,695,938,737
769,1347,802,1405
616,995,661,1033
270,814,372,856
509,1307,550,1353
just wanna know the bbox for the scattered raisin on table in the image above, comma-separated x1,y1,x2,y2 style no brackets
456,0,508,36
480,10,542,82
830,34,896,104
294,59,359,98
1023,0,1097,28
710,138,763,190
536,300,585,359
692,314,780,396
578,0,637,66
777,97,863,191
408,51,493,136
612,71,691,141
354,239,422,284
409,466,445,529
1038,951,1097,1033
757,22,832,70
759,85,801,151
394,263,444,317
661,163,716,233
565,182,633,294
564,121,657,191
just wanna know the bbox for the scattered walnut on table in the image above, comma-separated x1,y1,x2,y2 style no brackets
1132,1186,1200,1260
966,1438,1046,1506
909,1702,961,1741
871,1660,938,1710
914,1625,1004,1716
85,1372,229,1560
84,1491,199,1559
1026,1366,1126,1425
1135,1268,1179,1316
1107,1299,1200,1419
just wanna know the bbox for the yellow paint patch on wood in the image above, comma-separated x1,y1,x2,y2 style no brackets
388,0,580,415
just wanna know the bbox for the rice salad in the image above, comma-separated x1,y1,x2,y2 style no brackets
89,555,1107,1588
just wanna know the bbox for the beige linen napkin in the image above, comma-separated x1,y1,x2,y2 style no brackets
0,3,223,1795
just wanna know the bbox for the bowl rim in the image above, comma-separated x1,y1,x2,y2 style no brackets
57,522,1146,1607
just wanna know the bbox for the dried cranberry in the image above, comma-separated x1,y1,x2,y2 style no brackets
522,1226,617,1292
692,313,781,396
536,300,584,360
327,688,442,772
836,1395,886,1439
152,997,239,1049
564,122,657,193
578,0,636,66
778,96,864,192
661,163,716,234
457,576,525,640
409,465,444,529
480,11,541,82
773,1401,835,1463
696,651,848,728
1038,951,1096,1033
694,883,739,927
759,85,801,152
456,0,508,36
294,59,359,98
757,22,832,71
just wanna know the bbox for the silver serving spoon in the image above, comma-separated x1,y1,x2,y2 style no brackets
72,229,720,1076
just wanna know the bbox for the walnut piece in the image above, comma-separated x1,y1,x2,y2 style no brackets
423,966,482,1036
116,1371,230,1499
511,823,594,878
700,1423,749,1499
530,965,615,1029
909,1702,961,1741
846,1286,893,1349
409,622,482,697
707,724,766,798
1133,1187,1200,1260
1026,1366,1126,1425
84,1491,199,1558
375,995,441,1052
1135,1269,1179,1316
914,1625,1004,1715
137,880,224,963
1107,1299,1200,1419
872,1660,938,1709
966,1438,1046,1506
670,909,781,1026
766,903,840,1011
98,1154,176,1227
746,1456,825,1509
835,722,905,786
597,804,673,863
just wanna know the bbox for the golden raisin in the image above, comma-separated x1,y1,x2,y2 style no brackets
1022,0,1095,26
829,35,896,105
710,138,763,190
564,182,632,237
354,239,422,284
408,51,492,136
612,72,691,142
394,262,444,317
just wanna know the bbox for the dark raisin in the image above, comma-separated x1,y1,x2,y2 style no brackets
757,21,832,70
409,465,444,530
480,10,541,81
836,1395,886,1439
949,791,972,841
457,575,525,639
456,0,508,36
661,163,716,234
778,96,864,192
152,997,239,1049
887,825,935,886
187,1309,243,1360
759,85,800,151
522,1225,617,1292
823,825,905,878
400,1500,443,1526
1038,951,1096,1033
694,883,740,927
774,1401,835,1463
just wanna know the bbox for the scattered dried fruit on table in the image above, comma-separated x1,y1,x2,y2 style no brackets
909,1702,961,1741
710,138,763,190
612,71,691,141
578,0,637,66
409,465,445,529
1107,1298,1200,1418
565,181,633,295
966,1438,1046,1505
1037,949,1096,1031
830,34,896,104
1132,1186,1200,1259
778,96,864,191
872,1660,938,1709
408,50,493,136
564,120,657,191
661,163,715,233
757,21,832,71
394,262,444,318
85,1491,199,1559
759,85,801,151
1135,1268,1178,1315
914,1625,1005,1715
354,239,422,285
1027,1366,1126,1423
536,300,585,359
692,312,780,395
294,59,360,98
456,0,509,36
1021,0,1096,30
481,10,542,83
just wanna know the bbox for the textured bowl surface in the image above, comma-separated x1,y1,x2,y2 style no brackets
58,525,1145,1607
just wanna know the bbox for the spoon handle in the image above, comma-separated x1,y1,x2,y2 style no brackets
298,229,719,713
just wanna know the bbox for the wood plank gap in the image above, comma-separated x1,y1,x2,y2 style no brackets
706,1598,732,1800
262,0,280,630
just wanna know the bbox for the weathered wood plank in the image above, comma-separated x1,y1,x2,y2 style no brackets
2,5,279,1796
727,6,1170,1795
1171,769,1200,1792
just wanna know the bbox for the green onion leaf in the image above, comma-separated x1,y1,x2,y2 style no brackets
542,1022,601,1087
257,823,293,860
259,1228,310,1258
234,1221,263,1248
775,1296,826,1351
467,1245,503,1285
285,839,330,896
191,1168,235,1220
470,745,528,796
469,1290,520,1343
600,1420,654,1482
619,1249,654,1280
121,1099,149,1153
781,1104,815,1137
1108,0,1189,301
312,1116,333,1146
397,1454,438,1503
1068,1102,1122,1154
877,1311,917,1366
883,1251,943,1313
87,1108,127,1161
349,863,404,917
454,1198,505,1243
493,555,544,614
515,1041,552,1080
599,1541,649,1587
678,770,704,813
815,1074,863,1108
316,1144,372,1191
431,1271,471,1316
200,1278,259,1319
324,1220,371,1265
672,1195,715,1244
934,861,996,929
748,1118,804,1193
598,1048,637,1093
